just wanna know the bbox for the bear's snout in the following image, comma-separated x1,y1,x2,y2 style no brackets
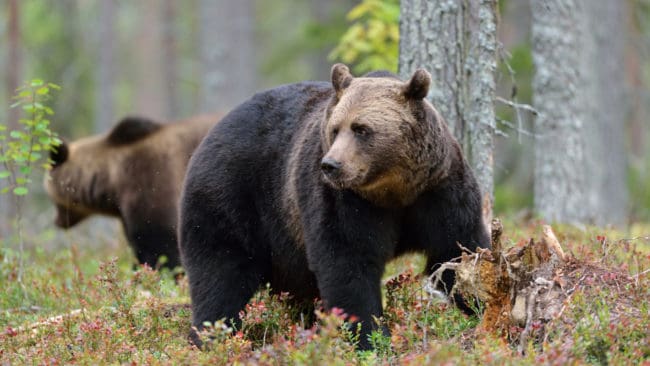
321,157,342,178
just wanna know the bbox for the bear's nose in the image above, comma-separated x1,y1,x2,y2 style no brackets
321,157,342,177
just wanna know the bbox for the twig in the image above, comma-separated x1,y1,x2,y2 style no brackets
631,268,650,279
495,96,539,115
427,262,461,294
496,118,538,138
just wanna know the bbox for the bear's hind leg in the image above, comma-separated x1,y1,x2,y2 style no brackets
184,245,267,346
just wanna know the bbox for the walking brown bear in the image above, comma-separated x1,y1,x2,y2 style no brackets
45,114,219,270
179,64,489,349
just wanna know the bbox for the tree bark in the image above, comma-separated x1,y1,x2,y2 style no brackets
583,1,628,225
532,0,628,225
95,0,116,133
134,0,165,121
399,0,498,229
199,0,256,113
162,0,180,120
531,0,588,224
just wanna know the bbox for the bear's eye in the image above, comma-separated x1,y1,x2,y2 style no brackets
331,127,340,139
351,124,371,137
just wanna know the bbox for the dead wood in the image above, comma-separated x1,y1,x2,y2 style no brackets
429,219,641,354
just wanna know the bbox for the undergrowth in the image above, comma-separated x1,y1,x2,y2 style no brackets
0,219,649,365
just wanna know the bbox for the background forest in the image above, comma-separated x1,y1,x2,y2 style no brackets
1,0,650,364
2,0,650,242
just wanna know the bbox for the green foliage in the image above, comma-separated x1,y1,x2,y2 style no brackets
21,0,95,137
329,0,400,74
0,79,61,197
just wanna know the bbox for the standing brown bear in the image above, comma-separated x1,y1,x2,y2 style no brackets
45,114,219,270
180,64,489,349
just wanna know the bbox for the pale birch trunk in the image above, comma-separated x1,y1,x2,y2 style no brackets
399,0,498,228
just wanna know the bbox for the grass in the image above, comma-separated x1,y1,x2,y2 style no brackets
1,218,649,365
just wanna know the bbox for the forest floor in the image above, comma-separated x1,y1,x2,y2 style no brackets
1,217,649,365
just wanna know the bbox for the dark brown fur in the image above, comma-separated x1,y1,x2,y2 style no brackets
179,64,488,349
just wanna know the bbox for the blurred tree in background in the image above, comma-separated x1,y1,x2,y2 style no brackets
399,0,498,227
1,0,650,242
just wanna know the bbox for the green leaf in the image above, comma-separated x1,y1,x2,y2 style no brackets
13,187,28,196
48,83,61,90
19,166,31,175
0,171,11,179
15,177,27,184
9,131,22,139
30,79,44,87
13,156,26,163
1,187,10,194
36,87,50,95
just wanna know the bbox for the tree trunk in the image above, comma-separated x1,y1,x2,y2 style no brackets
95,0,116,133
399,0,498,229
134,0,165,121
531,0,588,224
162,0,180,120
583,1,628,225
199,0,256,113
532,0,628,225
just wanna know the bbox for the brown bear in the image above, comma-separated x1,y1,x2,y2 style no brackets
45,114,220,270
179,64,489,349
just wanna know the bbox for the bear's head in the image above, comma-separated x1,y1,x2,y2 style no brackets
44,117,161,228
321,63,449,207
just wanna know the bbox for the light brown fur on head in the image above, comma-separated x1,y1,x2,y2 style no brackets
321,64,450,208
44,114,219,228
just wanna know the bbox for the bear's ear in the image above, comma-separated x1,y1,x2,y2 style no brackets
50,141,69,168
402,68,431,100
106,116,161,145
331,63,354,96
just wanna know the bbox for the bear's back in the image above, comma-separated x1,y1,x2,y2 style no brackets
189,82,333,185
208,81,332,149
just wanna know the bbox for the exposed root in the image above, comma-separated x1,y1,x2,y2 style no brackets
431,219,642,354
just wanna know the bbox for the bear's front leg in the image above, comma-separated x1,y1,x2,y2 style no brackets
311,253,386,349
403,185,489,312
303,193,398,349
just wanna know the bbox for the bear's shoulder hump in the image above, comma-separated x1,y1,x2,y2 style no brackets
106,116,162,145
